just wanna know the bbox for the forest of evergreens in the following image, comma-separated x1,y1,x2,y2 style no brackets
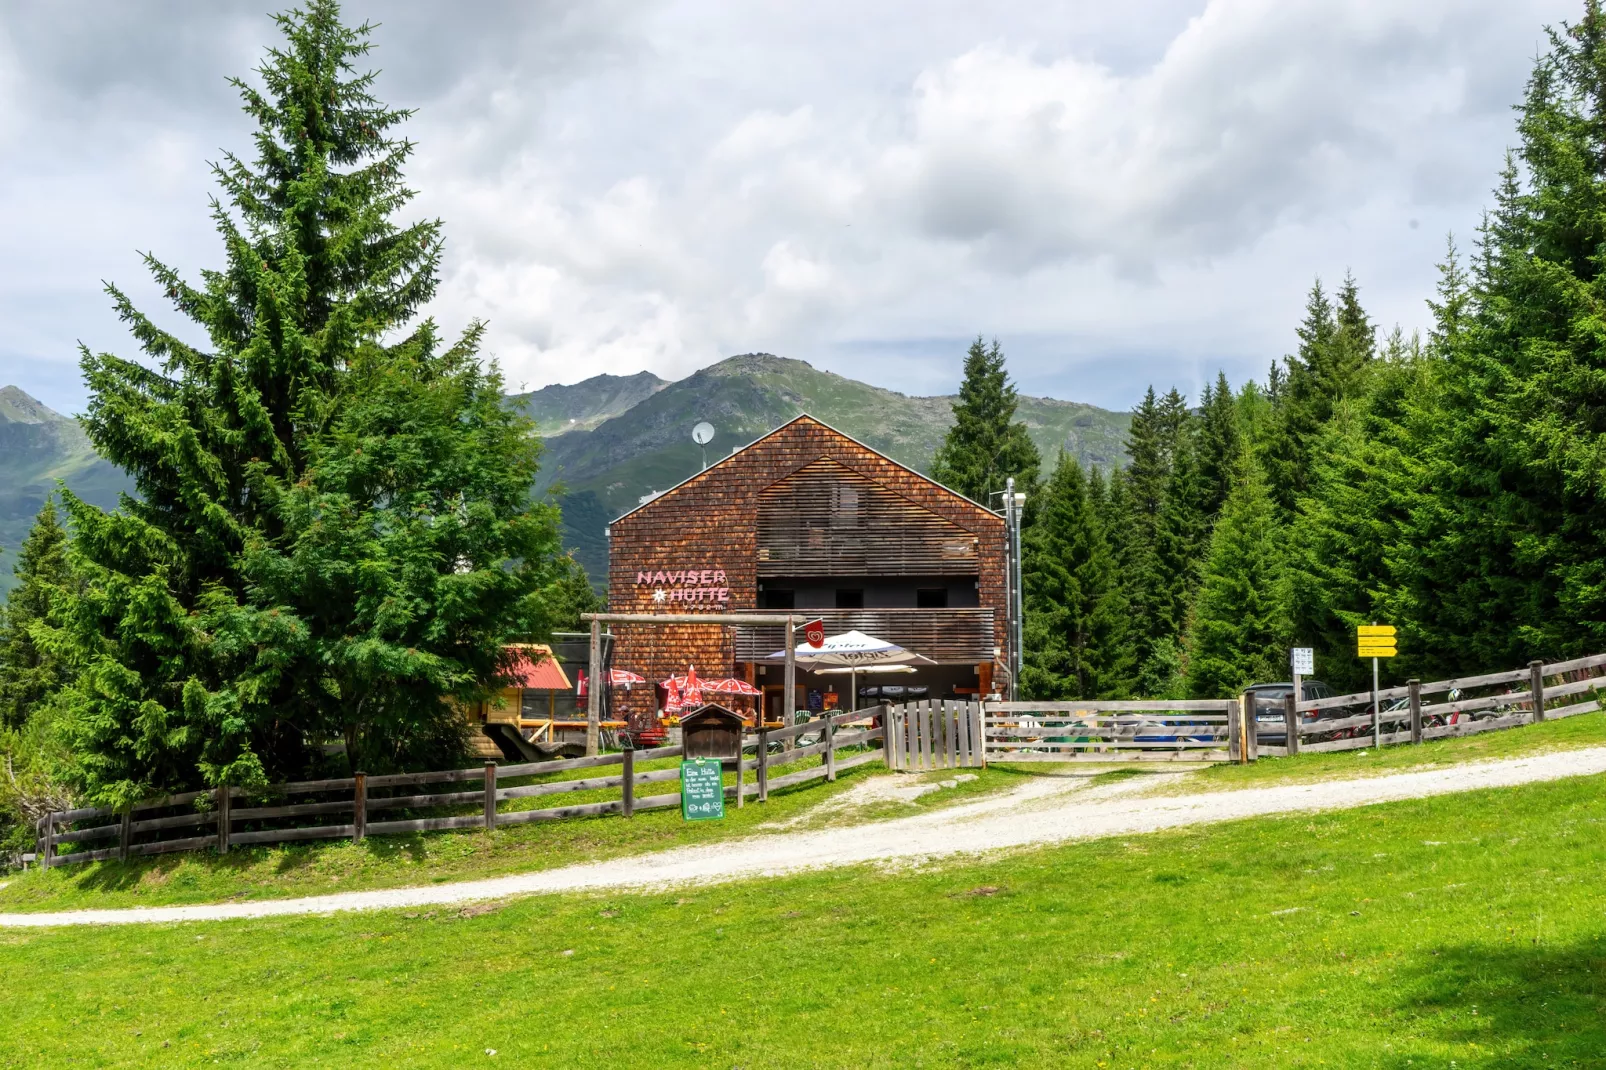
933,7,1606,703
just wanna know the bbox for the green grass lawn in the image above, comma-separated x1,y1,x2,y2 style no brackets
0,752,1022,914
2,772,1603,1067
5,713,1600,917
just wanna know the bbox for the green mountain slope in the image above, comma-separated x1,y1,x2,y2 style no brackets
534,355,1131,584
0,387,131,592
508,371,667,436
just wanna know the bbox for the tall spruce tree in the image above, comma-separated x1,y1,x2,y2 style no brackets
930,337,1041,509
58,2,564,804
1021,454,1129,699
0,500,73,730
1186,459,1288,698
1383,1,1606,667
1196,372,1243,519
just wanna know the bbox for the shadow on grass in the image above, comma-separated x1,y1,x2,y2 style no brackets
1384,933,1606,1066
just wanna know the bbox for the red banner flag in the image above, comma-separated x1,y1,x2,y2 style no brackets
803,619,825,648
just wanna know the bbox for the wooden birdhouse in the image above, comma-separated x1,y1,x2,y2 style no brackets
680,703,745,763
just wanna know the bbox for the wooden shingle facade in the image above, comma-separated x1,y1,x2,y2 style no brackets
606,416,1008,726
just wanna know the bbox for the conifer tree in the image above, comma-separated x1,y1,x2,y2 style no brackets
1196,372,1243,519
1021,454,1129,699
0,500,73,730
1384,2,1606,666
58,2,564,803
931,337,1041,510
1186,459,1288,698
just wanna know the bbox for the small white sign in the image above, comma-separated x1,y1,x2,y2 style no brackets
1291,647,1314,675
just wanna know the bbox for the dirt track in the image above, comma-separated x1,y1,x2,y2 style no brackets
4,747,1603,928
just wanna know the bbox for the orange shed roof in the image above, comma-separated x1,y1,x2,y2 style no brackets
507,644,572,691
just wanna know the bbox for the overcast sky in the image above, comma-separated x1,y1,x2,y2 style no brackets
0,0,1578,415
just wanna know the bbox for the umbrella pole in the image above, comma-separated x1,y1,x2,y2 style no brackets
851,668,857,712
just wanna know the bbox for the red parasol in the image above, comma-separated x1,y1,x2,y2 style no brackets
608,669,647,686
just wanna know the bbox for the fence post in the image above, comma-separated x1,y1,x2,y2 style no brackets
825,715,837,782
1228,697,1244,763
1529,660,1546,722
216,786,230,855
757,727,769,803
41,814,53,871
353,772,367,844
622,744,635,818
1283,692,1300,756
1408,679,1422,744
483,761,497,831
976,703,987,769
1244,693,1258,761
119,809,132,863
735,734,746,809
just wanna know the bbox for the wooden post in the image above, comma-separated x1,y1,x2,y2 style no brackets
782,617,797,753
1244,694,1259,762
622,745,635,818
119,809,132,863
825,715,837,782
1408,679,1423,744
757,727,769,803
216,786,230,855
1283,691,1300,756
40,814,53,871
586,619,602,757
1530,660,1546,723
483,761,497,831
353,772,367,844
736,734,746,808
1228,696,1243,763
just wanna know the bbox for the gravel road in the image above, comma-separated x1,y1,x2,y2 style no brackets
5,747,1603,928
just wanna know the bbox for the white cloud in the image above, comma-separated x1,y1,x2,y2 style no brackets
0,0,1580,414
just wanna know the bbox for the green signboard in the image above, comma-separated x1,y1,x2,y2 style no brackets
680,758,725,821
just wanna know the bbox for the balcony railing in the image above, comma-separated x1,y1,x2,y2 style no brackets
732,608,996,665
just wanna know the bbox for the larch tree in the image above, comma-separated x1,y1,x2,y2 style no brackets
58,1,564,805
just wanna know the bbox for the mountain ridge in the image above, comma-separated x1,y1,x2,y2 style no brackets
0,356,1132,594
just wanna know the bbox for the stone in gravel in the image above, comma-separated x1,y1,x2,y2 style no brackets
954,774,979,783
939,779,958,788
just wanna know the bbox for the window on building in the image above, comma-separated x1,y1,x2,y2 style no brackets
916,587,948,609
520,688,546,720
836,588,864,609
764,588,795,609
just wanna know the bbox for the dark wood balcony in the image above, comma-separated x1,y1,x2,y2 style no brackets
732,608,997,665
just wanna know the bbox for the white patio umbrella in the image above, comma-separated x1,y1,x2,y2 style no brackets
767,630,935,711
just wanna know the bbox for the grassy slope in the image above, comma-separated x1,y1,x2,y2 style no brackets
4,713,1600,917
2,773,1603,1067
0,389,130,591
506,371,668,436
0,754,1014,914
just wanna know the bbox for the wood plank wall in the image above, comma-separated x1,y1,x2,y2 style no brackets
608,416,1009,727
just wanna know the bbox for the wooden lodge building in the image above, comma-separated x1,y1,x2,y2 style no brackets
606,415,1010,727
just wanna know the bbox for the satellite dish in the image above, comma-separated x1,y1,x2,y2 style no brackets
692,422,715,445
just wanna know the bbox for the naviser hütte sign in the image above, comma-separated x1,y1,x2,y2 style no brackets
636,567,730,605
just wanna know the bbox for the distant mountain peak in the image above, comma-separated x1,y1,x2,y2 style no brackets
0,386,63,425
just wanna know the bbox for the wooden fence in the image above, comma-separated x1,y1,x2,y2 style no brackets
1260,652,1606,757
979,700,1239,763
884,700,985,771
32,708,887,870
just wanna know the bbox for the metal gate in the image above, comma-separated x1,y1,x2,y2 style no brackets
885,700,985,770
981,700,1240,763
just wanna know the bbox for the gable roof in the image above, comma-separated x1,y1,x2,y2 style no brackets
609,413,1001,527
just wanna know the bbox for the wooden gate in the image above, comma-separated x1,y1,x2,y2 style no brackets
982,700,1240,763
885,700,985,770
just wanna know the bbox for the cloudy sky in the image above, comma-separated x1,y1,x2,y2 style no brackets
0,0,1578,416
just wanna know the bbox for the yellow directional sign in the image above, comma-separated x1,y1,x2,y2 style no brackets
1358,644,1398,658
1357,625,1397,638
